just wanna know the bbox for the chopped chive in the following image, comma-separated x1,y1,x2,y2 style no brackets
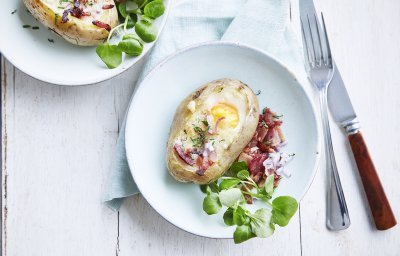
54,13,59,25
48,39,54,43
256,90,261,95
22,25,31,28
32,26,39,30
11,9,17,14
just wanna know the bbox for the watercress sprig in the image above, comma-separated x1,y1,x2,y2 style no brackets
96,0,165,69
201,161,298,244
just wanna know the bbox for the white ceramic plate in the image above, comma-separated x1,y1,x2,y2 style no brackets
125,42,321,238
0,0,170,86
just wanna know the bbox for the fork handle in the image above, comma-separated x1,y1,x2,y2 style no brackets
348,131,397,230
319,89,351,230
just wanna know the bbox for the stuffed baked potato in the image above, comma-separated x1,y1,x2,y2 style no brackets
24,0,119,46
166,79,260,184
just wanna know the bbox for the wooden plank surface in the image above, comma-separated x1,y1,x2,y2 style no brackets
2,0,400,255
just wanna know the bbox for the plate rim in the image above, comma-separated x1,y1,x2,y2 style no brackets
125,41,321,238
0,0,172,86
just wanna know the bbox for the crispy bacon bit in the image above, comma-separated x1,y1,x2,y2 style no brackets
195,155,213,176
237,107,290,192
102,4,115,9
61,1,91,23
92,20,111,31
257,141,270,153
263,108,275,126
174,144,195,166
70,7,90,18
248,153,268,175
238,152,253,165
256,124,268,142
251,171,264,183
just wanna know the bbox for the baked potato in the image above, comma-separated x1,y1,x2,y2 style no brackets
24,0,119,46
166,78,260,184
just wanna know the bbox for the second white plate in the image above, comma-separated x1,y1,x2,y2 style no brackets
0,0,170,86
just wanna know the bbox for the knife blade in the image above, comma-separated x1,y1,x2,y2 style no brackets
300,0,396,230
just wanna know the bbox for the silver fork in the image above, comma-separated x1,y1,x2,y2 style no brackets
301,13,350,230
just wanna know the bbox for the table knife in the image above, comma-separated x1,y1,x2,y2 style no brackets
300,0,397,230
327,65,396,230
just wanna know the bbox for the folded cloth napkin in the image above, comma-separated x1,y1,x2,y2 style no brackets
103,0,308,210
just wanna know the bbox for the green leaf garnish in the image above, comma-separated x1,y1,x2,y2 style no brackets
264,174,275,195
223,208,234,226
249,209,274,238
233,225,255,244
117,2,127,18
144,0,165,19
117,38,143,56
126,1,139,13
199,184,208,194
200,157,297,243
203,193,221,215
218,188,243,207
229,161,248,175
135,19,158,42
272,196,298,227
233,206,248,226
219,178,240,190
96,43,122,69
237,170,250,180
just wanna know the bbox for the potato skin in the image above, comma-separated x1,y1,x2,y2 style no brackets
166,79,260,184
24,0,118,46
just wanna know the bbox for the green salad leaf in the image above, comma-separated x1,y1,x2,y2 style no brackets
135,19,158,42
264,174,275,195
203,192,222,215
144,0,165,19
223,208,234,226
237,170,250,180
118,38,143,56
233,206,248,226
96,43,122,69
199,160,297,243
249,209,274,238
218,188,243,207
229,161,248,175
219,178,240,190
97,0,165,68
272,196,298,227
233,225,254,244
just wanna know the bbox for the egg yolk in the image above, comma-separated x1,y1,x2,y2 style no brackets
210,103,239,129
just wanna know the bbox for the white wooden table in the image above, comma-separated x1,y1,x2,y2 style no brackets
1,0,400,255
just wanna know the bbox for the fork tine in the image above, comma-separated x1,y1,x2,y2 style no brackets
306,15,317,65
321,12,332,66
300,19,312,66
314,14,324,65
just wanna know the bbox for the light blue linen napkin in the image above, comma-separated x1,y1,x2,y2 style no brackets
104,0,307,210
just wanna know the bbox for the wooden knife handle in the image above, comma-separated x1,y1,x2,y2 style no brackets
348,131,396,230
